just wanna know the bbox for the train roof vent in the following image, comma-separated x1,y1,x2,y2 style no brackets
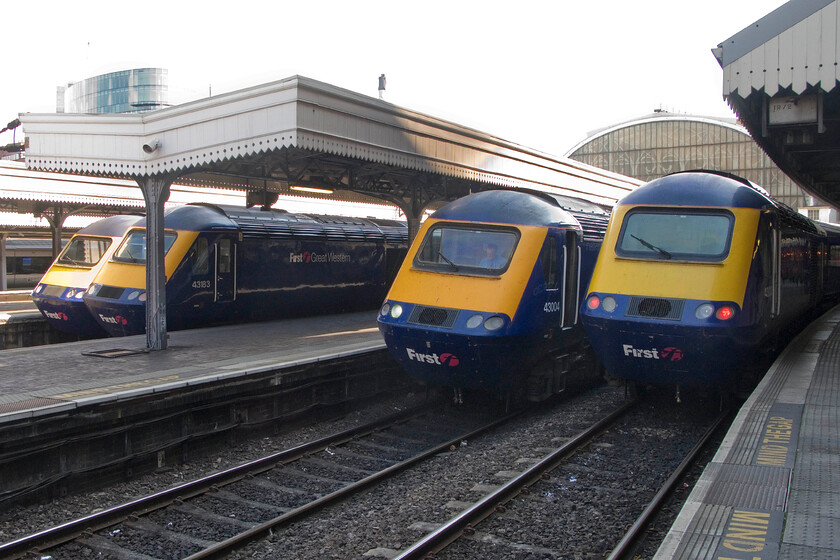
572,213,610,242
626,296,684,321
407,305,459,328
377,225,409,243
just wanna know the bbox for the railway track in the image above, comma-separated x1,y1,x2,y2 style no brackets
394,392,730,559
2,386,726,559
0,401,516,559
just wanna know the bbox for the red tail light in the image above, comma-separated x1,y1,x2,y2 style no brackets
715,305,735,320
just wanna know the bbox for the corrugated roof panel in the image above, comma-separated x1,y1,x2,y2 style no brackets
764,36,781,96
820,3,837,89
779,27,795,90
720,0,840,97
792,17,809,92
717,0,834,67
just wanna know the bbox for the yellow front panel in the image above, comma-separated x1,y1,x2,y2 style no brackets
40,235,122,288
41,265,102,289
386,220,547,318
588,206,761,306
92,230,199,289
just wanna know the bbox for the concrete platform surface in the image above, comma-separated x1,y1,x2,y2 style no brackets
0,311,384,423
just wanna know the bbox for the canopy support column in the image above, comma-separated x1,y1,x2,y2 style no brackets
0,233,7,291
401,183,432,243
138,175,172,351
36,203,70,259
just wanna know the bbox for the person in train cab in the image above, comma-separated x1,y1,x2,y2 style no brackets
479,243,505,268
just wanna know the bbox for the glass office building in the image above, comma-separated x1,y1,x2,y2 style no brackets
60,68,168,114
565,113,810,210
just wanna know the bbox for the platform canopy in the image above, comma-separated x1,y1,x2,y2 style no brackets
21,75,638,216
20,75,641,350
714,0,840,207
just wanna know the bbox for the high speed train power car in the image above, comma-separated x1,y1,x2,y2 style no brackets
581,171,840,395
377,189,611,402
81,203,408,336
32,214,142,336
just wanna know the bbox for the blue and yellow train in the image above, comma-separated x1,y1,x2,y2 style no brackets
581,171,840,395
37,204,408,337
377,189,610,402
32,214,142,336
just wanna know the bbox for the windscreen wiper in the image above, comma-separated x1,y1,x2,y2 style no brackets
438,250,459,271
631,234,671,259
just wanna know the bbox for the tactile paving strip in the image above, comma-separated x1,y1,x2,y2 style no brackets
704,464,789,510
780,321,840,553
806,323,840,407
780,542,840,560
783,512,840,550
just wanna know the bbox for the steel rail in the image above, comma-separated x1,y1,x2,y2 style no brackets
182,407,524,560
604,408,731,560
392,398,638,560
0,364,392,508
0,401,440,559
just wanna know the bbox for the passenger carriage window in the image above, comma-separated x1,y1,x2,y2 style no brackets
414,225,519,276
542,237,559,289
112,230,178,264
190,237,209,275
616,209,734,262
57,236,112,267
218,239,232,273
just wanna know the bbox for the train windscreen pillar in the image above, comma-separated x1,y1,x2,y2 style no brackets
138,174,172,350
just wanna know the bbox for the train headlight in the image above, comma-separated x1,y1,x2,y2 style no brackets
380,303,391,317
695,303,715,319
466,314,483,329
34,284,44,294
390,304,403,319
74,290,85,299
601,296,617,313
484,316,505,331
586,295,601,310
88,284,101,296
66,289,76,298
715,305,735,320
128,291,141,300
138,292,147,302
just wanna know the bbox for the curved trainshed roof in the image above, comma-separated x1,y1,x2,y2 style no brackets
564,112,810,211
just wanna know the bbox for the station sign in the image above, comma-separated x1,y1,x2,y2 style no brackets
768,95,818,125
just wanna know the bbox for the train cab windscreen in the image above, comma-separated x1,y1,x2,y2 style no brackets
414,225,519,275
616,210,733,262
57,236,112,267
112,230,178,264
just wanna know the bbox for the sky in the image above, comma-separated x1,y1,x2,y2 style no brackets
1,0,789,158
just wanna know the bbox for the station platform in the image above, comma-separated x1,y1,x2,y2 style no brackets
0,310,385,425
655,304,840,560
